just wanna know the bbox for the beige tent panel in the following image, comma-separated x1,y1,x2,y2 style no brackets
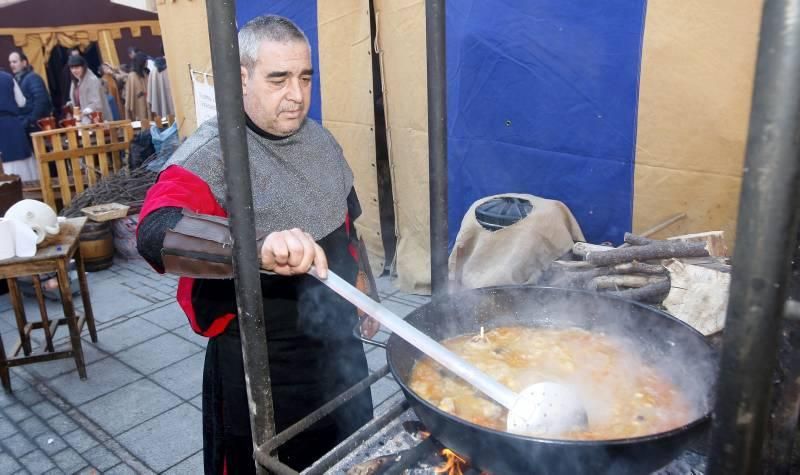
635,165,742,240
634,0,762,241
156,0,212,138
375,0,431,293
390,127,431,294
318,0,385,277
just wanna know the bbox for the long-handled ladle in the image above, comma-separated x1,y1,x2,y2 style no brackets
308,268,588,436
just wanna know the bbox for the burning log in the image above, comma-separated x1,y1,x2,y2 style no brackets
435,448,467,475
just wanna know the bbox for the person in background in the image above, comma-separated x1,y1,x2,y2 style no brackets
136,15,376,474
100,63,122,120
66,55,111,123
124,52,150,121
0,69,37,180
7,50,52,133
60,48,82,114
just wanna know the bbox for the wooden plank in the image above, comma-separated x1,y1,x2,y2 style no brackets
55,158,72,207
33,134,55,210
105,127,120,171
95,126,111,177
34,142,130,162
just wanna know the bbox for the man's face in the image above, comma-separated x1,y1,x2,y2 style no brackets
70,65,84,80
241,39,312,137
8,53,24,74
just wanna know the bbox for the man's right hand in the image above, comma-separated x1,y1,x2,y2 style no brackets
260,228,328,278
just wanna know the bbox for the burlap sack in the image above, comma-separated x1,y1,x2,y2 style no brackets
449,194,584,289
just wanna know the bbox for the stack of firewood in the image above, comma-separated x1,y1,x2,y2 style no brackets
542,231,727,304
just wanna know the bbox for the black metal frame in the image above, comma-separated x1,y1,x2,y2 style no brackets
204,0,800,472
707,0,800,473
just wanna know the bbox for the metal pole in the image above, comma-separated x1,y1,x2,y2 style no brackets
426,0,448,297
707,0,800,473
204,1,275,474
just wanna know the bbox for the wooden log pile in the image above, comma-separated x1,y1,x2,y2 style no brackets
59,166,157,218
543,232,717,304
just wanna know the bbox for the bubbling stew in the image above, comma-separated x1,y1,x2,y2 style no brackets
408,326,694,440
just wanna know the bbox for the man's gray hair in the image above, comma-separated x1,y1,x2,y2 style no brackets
239,15,309,71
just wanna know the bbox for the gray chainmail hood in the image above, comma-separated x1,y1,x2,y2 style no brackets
163,117,354,240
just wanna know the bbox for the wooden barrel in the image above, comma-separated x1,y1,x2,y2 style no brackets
80,221,114,271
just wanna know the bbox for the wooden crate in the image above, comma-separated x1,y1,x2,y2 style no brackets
30,120,134,212
81,203,130,222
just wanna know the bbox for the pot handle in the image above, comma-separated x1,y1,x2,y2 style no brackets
353,320,386,349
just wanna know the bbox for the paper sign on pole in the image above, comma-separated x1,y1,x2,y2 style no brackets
191,71,217,125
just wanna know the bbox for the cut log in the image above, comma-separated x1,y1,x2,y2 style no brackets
573,242,614,257
589,274,668,290
604,279,671,303
552,260,593,270
611,262,667,275
623,233,653,246
667,230,729,257
662,259,731,335
586,240,709,266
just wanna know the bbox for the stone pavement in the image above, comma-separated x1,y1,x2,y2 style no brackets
0,258,428,474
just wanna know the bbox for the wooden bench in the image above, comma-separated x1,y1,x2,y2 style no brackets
30,121,134,212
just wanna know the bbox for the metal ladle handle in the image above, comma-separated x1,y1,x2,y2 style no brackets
309,267,518,410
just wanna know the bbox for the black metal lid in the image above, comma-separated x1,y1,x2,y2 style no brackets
475,196,533,230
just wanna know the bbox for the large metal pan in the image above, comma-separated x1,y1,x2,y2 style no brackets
380,286,716,474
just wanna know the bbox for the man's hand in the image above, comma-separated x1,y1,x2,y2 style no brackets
260,228,328,278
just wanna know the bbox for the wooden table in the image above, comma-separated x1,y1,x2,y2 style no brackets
0,217,98,392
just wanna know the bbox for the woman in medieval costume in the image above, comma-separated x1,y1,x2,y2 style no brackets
124,52,150,122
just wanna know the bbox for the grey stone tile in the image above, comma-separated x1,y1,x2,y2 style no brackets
19,449,56,473
0,414,17,438
10,388,42,407
26,341,108,380
370,375,400,408
116,334,202,375
79,380,181,436
1,432,35,458
169,325,207,349
47,358,142,406
62,429,99,454
375,276,399,297
0,388,17,408
117,403,202,473
0,452,21,473
47,414,78,436
5,403,33,422
82,444,120,472
366,347,387,373
138,303,185,331
88,290,152,324
163,451,202,474
75,466,99,474
93,318,165,354
52,447,86,473
379,298,417,318
189,395,202,410
19,416,47,438
150,353,204,400
29,402,59,421
34,432,66,455
105,463,138,474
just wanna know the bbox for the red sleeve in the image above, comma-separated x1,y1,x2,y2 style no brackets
138,165,228,224
137,165,235,338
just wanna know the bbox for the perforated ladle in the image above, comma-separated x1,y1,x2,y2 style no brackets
308,268,588,437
